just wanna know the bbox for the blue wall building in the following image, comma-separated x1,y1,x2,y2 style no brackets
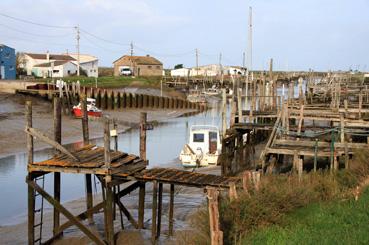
0,44,16,79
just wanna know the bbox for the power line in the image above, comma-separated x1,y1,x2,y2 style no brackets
79,28,130,47
0,13,74,29
0,22,73,38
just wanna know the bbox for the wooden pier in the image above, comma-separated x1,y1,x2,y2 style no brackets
25,97,237,245
221,71,369,177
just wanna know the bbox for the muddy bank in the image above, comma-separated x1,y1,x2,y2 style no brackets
0,92,195,158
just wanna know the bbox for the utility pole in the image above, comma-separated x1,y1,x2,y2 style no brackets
248,7,253,73
242,52,246,69
195,48,199,76
219,52,224,85
130,42,134,56
75,25,80,76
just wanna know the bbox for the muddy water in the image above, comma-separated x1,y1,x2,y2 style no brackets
0,99,227,226
0,83,303,226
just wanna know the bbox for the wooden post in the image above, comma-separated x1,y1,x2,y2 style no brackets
206,187,223,245
156,183,163,239
138,182,145,229
314,139,318,172
113,119,118,151
340,114,345,143
151,181,158,244
229,182,238,201
27,174,35,245
140,112,147,161
359,91,362,119
230,98,236,126
104,118,111,168
81,95,93,224
344,142,349,169
298,158,303,181
168,184,174,236
222,89,227,137
104,182,114,245
297,105,304,140
26,101,35,245
53,97,62,235
237,88,242,123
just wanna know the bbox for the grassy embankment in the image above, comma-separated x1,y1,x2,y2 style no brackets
185,149,369,245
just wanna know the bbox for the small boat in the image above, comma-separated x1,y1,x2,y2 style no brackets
179,125,222,168
202,86,221,96
72,98,102,118
187,89,206,104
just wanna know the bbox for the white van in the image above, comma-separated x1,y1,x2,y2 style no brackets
120,66,132,76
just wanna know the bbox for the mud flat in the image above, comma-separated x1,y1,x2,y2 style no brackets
0,92,195,158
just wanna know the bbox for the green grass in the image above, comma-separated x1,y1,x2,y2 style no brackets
33,76,162,88
243,188,369,245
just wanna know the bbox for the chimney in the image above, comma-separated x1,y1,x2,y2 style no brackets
146,54,150,57
46,50,50,62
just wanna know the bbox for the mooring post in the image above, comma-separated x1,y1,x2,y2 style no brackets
140,112,147,161
222,89,227,137
26,101,35,245
156,183,163,239
151,180,158,244
53,97,62,235
103,117,114,244
113,119,118,151
206,187,223,245
104,118,111,168
81,95,94,224
168,184,175,236
138,182,146,229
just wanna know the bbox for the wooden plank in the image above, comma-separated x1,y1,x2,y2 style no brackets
115,199,139,228
25,127,80,162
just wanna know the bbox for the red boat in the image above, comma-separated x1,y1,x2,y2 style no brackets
73,98,102,118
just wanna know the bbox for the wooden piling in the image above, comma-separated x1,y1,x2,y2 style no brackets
140,112,147,161
168,184,174,236
206,187,223,245
104,118,111,168
138,182,145,229
156,183,163,239
151,181,158,244
53,97,62,235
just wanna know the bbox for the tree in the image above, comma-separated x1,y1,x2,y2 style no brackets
16,52,27,77
174,64,183,69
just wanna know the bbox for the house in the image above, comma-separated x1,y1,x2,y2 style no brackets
32,61,77,78
0,44,16,79
113,55,163,76
171,68,190,77
66,54,99,77
20,52,77,78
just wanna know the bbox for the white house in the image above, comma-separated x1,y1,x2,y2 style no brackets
67,54,99,77
32,61,77,78
20,52,76,77
171,68,190,77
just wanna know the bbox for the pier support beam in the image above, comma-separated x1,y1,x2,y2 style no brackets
138,182,146,229
168,184,174,236
53,97,62,235
151,181,158,243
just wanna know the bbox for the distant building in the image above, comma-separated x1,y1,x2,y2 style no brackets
20,52,99,78
20,52,77,78
113,55,163,76
66,53,99,77
171,68,190,77
32,60,77,78
0,44,16,80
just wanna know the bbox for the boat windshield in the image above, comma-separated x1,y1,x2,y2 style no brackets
193,133,205,142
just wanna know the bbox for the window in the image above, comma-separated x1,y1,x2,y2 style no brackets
209,132,217,142
67,70,71,74
148,65,152,69
193,133,204,142
156,65,161,69
5,53,10,58
9,66,14,70
53,70,59,73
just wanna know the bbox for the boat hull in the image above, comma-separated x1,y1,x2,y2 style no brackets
73,108,102,118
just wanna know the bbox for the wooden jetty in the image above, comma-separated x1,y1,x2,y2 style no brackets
25,96,237,245
220,70,369,177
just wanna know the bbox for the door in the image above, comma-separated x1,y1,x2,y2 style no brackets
0,66,4,79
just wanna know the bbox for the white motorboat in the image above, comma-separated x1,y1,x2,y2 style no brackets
179,125,222,168
187,89,207,104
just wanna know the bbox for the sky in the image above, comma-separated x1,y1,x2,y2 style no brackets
0,0,368,71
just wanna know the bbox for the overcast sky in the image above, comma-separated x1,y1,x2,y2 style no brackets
1,0,368,71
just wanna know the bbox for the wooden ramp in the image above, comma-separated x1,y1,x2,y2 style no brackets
132,167,240,188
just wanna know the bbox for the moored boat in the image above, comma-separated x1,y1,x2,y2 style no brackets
72,98,102,118
179,125,221,168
